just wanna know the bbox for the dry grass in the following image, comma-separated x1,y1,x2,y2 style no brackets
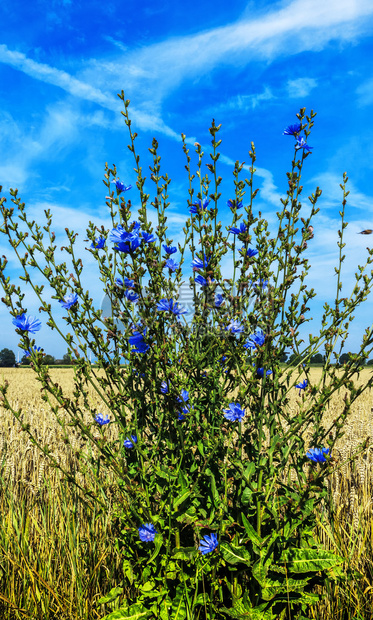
0,366,373,618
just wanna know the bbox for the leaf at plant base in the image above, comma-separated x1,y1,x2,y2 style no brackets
97,586,123,605
173,489,192,509
241,487,253,507
147,534,163,564
281,548,344,573
100,603,151,620
171,546,197,560
220,542,252,565
123,559,134,585
221,598,275,620
241,513,263,548
171,585,188,620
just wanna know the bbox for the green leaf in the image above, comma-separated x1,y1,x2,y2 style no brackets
148,534,164,564
171,585,188,620
220,542,252,566
241,487,253,507
281,547,344,573
123,559,134,585
241,513,263,548
97,586,123,605
243,461,255,483
173,489,191,509
100,603,151,620
172,546,197,560
221,598,275,620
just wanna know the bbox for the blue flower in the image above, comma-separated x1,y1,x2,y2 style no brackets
129,331,149,354
295,379,308,394
229,222,248,235
156,299,187,316
255,366,272,378
160,381,169,394
176,389,190,420
189,198,210,214
13,314,42,334
123,435,137,449
165,258,179,272
283,123,302,136
306,447,330,463
111,179,132,193
199,533,218,555
91,237,105,250
223,402,245,422
192,254,211,270
250,279,268,290
125,289,139,303
177,389,189,404
227,199,243,210
244,330,265,350
245,248,259,258
215,293,224,307
24,345,42,358
195,274,214,287
94,413,110,426
124,278,135,288
59,293,78,310
142,231,156,243
110,223,142,253
163,244,177,255
178,405,190,420
295,137,313,152
226,319,244,335
138,523,158,542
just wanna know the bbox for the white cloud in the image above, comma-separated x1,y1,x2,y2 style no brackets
1,0,372,141
356,77,373,106
287,77,317,98
310,172,373,214
209,87,275,116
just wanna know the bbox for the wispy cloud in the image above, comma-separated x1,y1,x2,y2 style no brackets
287,77,317,98
311,172,373,214
1,0,372,142
356,77,373,106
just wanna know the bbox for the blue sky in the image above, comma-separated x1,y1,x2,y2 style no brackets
1,0,373,360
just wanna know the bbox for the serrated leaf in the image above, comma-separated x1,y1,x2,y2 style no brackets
281,548,344,573
97,586,123,605
220,542,252,565
221,599,274,620
100,603,150,620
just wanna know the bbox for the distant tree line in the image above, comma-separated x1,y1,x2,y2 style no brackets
1,346,372,367
0,348,73,367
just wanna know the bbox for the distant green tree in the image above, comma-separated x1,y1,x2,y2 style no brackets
280,352,288,363
339,353,350,364
367,359,373,366
62,352,72,365
288,353,298,366
0,348,16,367
42,354,56,365
20,355,31,365
310,353,324,364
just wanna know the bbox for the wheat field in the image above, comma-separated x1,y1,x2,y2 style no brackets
0,366,373,619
